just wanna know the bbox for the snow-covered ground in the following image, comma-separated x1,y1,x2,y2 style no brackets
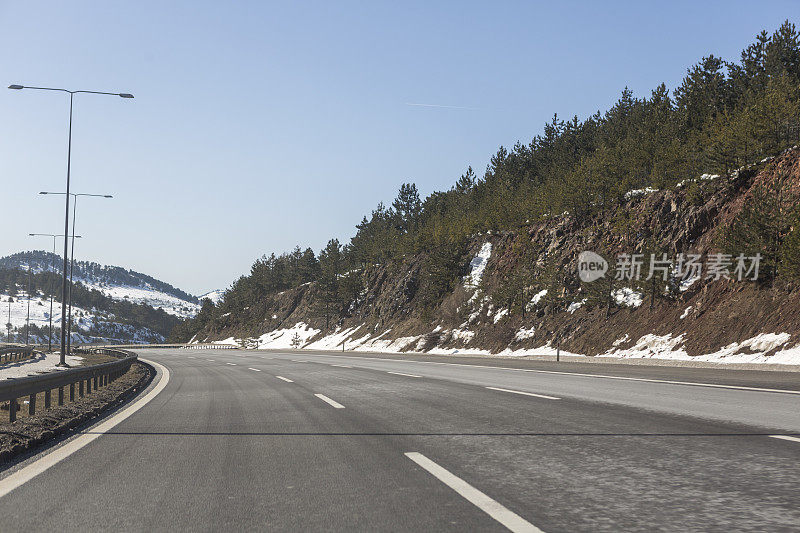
0,292,85,332
257,322,321,349
78,279,200,318
0,291,164,345
0,351,85,379
226,321,800,366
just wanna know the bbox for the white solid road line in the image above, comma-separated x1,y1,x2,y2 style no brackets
315,394,345,409
321,354,800,396
0,358,171,499
291,360,307,363
387,371,422,378
769,435,800,443
226,362,237,366
329,364,352,368
248,367,261,372
275,376,294,382
485,387,561,401
405,452,541,533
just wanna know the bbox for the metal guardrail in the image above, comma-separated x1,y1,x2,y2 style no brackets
0,346,38,365
181,344,238,350
0,347,137,423
79,343,238,350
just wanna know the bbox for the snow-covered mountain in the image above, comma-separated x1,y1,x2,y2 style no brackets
0,251,200,318
198,289,224,305
0,251,202,344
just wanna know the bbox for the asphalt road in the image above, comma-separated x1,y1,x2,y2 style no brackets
1,348,799,532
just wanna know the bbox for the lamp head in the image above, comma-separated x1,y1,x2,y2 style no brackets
8,85,23,90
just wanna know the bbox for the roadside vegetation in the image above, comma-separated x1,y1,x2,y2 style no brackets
172,22,800,343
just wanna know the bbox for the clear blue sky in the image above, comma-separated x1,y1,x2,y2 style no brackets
1,1,796,295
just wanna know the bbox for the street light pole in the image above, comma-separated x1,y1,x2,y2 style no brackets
29,233,81,352
68,195,77,353
25,266,31,346
9,84,133,365
40,192,110,354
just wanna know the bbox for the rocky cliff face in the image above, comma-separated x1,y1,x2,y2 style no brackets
198,148,800,364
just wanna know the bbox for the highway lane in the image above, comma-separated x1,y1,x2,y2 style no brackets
259,349,800,433
0,348,798,532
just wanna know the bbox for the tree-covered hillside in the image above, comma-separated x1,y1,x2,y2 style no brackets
0,251,198,304
0,263,183,341
172,22,800,343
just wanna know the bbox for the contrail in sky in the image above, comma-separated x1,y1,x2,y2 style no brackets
405,102,481,110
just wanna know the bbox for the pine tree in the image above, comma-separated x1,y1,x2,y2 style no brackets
317,239,343,329
719,170,795,282
392,183,422,234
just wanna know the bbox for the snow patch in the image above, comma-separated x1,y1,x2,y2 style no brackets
464,242,492,289
679,274,701,292
612,287,643,308
624,187,658,200
530,289,548,305
257,322,321,349
567,299,586,314
514,326,536,341
493,308,509,324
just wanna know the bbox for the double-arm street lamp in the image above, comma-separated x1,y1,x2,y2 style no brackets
28,233,82,352
40,192,111,354
9,84,133,365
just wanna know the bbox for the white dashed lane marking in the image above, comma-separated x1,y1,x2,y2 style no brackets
387,371,421,378
405,452,541,533
770,435,800,443
485,387,560,401
315,394,345,409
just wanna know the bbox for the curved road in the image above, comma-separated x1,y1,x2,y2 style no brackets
1,348,799,531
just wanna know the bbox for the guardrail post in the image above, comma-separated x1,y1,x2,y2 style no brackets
28,393,36,416
79,380,84,397
86,378,92,394
9,399,16,422
58,387,64,406
44,389,51,409
70,383,75,401
93,376,98,389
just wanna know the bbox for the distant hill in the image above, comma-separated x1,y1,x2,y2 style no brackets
0,251,199,317
0,251,201,344
198,289,224,305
